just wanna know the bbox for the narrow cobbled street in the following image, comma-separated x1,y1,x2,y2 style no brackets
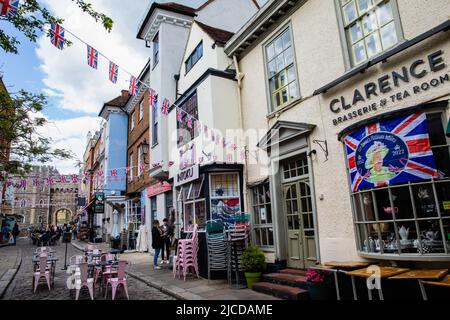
1,240,175,300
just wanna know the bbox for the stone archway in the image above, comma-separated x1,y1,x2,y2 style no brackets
53,208,72,226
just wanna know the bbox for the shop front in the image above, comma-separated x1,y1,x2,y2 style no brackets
175,163,244,278
316,40,450,264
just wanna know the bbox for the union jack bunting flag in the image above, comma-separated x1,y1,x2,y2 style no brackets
111,169,118,177
50,22,65,50
71,175,79,184
161,98,170,115
187,115,193,129
0,0,19,17
344,112,438,192
109,62,119,84
177,109,183,123
129,77,139,96
149,88,158,107
60,175,67,183
87,45,98,69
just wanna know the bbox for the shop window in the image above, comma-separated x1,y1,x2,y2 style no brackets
177,92,199,147
151,197,157,224
129,153,134,180
210,173,241,224
138,146,143,176
337,0,402,67
251,182,274,248
346,111,450,257
181,175,207,232
126,200,142,230
265,27,300,111
166,191,173,219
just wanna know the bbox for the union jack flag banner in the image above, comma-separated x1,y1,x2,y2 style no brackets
109,62,119,83
344,112,438,192
0,0,19,17
50,22,65,50
149,88,158,107
187,115,193,129
161,98,170,115
87,45,98,69
176,109,183,123
129,77,139,96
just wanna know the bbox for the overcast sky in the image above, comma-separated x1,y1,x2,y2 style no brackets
0,0,267,174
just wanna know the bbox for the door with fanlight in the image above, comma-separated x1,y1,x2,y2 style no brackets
282,155,317,269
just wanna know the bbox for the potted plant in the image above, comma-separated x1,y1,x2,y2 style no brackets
306,268,335,300
241,245,266,289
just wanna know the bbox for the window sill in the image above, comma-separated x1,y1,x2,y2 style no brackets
266,96,303,120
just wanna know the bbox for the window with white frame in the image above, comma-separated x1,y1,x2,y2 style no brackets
210,173,241,223
129,153,134,180
138,146,143,176
338,0,401,67
251,182,274,248
180,175,206,231
139,99,144,121
153,32,159,68
265,27,300,111
152,102,158,146
131,111,135,131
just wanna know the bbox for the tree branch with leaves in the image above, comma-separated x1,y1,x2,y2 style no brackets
0,89,74,181
0,0,113,54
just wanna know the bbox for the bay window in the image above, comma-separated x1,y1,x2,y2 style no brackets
346,110,450,258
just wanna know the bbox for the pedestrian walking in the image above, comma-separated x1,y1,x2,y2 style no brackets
151,220,163,270
11,222,19,246
160,218,172,264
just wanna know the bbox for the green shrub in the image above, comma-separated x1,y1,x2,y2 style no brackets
241,246,266,272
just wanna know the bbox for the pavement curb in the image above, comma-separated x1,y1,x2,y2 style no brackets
0,246,22,299
125,270,203,300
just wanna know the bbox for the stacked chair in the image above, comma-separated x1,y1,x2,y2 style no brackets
206,220,228,283
173,224,199,281
226,213,251,287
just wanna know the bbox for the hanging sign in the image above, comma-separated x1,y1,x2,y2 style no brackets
344,112,438,192
94,192,105,214
175,165,199,187
147,182,172,197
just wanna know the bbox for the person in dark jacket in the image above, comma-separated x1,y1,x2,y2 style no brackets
151,220,163,270
12,222,19,245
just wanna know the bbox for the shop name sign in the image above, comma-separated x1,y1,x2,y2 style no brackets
175,165,199,187
330,50,449,126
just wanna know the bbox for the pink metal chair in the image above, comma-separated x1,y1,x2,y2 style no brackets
173,224,199,281
33,256,51,293
75,263,94,300
105,261,129,300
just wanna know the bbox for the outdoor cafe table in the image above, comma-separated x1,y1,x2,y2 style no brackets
32,256,59,288
346,266,410,300
310,261,372,300
389,269,448,300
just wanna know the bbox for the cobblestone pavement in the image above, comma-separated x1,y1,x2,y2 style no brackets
2,239,175,300
0,244,19,279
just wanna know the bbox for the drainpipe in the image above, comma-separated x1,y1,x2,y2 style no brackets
232,55,250,214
